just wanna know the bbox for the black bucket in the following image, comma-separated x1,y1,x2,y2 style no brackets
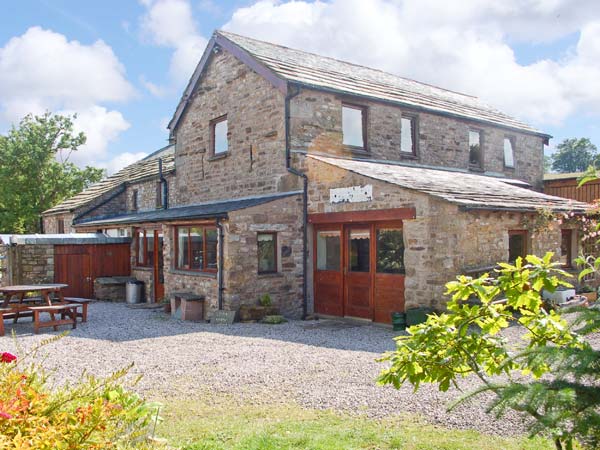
391,312,407,331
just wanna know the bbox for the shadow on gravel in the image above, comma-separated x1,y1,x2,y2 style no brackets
0,301,400,353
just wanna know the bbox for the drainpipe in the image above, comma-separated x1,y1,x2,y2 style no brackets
216,218,225,310
285,83,308,319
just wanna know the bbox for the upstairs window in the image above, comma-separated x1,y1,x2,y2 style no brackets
211,115,228,155
503,137,515,168
175,226,217,272
400,115,417,156
469,130,482,168
156,181,163,209
57,218,65,234
132,190,139,211
508,230,527,263
257,232,277,274
342,104,366,151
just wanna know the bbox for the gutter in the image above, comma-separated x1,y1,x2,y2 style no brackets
285,83,308,320
216,218,225,310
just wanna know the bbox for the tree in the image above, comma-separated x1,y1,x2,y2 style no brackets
551,138,598,173
0,113,104,233
378,253,600,449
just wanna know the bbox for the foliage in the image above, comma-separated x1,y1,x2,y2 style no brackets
261,315,287,324
259,293,272,307
520,208,559,234
378,253,600,449
0,336,161,449
551,138,598,173
0,112,104,233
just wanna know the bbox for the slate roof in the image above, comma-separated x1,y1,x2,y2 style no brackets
169,30,548,139
44,145,175,215
0,234,130,245
74,191,302,227
309,155,590,213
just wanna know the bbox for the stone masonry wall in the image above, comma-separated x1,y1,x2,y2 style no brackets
5,245,54,286
290,87,545,189
43,213,75,234
172,49,293,206
226,195,304,318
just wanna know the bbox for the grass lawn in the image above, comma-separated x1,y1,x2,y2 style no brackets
155,394,550,450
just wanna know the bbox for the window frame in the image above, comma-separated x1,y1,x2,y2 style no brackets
257,232,278,274
468,128,484,170
174,225,218,273
210,114,229,157
508,229,528,263
400,114,418,158
560,228,574,268
156,181,163,209
341,102,368,153
135,228,153,268
57,218,65,234
132,189,139,211
503,135,516,169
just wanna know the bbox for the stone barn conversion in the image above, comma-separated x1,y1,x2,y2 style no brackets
41,30,589,324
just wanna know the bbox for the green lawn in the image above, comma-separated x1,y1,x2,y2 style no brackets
154,395,551,450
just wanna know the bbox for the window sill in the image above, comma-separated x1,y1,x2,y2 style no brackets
257,272,283,278
503,165,515,171
468,165,484,173
400,152,418,160
343,145,369,156
168,269,217,279
133,266,153,272
208,152,229,161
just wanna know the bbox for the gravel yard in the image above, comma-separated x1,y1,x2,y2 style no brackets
0,301,553,436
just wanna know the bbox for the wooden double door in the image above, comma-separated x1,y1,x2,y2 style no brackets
314,222,405,324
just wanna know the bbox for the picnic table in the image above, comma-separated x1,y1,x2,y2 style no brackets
0,284,78,335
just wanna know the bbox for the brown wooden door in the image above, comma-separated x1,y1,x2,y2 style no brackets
373,224,406,323
344,226,372,319
314,226,343,316
154,231,165,301
54,246,92,298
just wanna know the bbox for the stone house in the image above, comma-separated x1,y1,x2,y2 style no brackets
44,31,589,323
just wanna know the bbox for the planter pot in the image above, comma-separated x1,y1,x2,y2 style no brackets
239,305,279,321
582,292,597,302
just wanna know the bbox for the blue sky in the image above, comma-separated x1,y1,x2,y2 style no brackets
2,0,600,173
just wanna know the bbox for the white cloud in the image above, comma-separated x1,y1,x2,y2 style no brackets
223,0,600,127
139,0,207,90
0,26,135,168
98,151,149,175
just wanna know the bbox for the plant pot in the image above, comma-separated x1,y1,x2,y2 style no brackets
583,292,597,302
239,305,280,321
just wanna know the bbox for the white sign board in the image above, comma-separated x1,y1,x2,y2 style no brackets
330,185,373,204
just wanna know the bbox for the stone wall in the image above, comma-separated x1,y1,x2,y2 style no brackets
172,49,293,206
3,245,54,286
43,213,76,234
290,87,545,189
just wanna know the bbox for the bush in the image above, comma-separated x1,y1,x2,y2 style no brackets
0,336,161,449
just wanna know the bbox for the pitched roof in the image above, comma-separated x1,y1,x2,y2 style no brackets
543,172,584,181
309,155,590,213
169,30,548,140
43,145,175,215
74,191,302,227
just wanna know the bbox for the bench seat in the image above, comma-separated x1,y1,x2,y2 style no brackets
28,304,77,334
63,297,92,322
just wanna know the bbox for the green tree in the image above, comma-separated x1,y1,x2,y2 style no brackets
378,253,600,449
551,138,598,173
0,113,104,233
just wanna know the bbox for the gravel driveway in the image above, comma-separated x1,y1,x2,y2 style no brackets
0,301,550,436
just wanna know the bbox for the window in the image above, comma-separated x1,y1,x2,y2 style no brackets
342,104,366,150
503,137,515,168
135,229,154,267
210,115,228,155
156,181,163,209
349,229,370,272
175,226,217,272
257,232,277,273
508,230,527,263
57,218,65,234
376,228,405,274
561,229,573,268
400,115,417,156
316,230,341,271
469,130,482,168
132,190,139,211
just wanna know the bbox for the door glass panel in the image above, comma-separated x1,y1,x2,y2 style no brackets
316,230,340,271
349,229,370,272
146,232,155,267
376,228,405,274
157,233,164,282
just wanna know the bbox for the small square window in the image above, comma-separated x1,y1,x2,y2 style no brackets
257,232,277,274
342,104,366,150
503,137,515,168
57,218,65,234
211,115,228,155
400,115,417,156
469,130,482,168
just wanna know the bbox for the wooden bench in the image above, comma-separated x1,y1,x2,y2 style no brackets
170,292,205,321
63,297,92,322
0,307,12,337
28,304,78,334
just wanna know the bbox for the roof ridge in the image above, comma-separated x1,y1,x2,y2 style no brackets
216,30,479,101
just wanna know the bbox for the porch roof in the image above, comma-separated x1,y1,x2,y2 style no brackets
74,191,302,227
308,155,590,213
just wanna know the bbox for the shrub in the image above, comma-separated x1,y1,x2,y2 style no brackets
0,336,161,449
259,294,272,307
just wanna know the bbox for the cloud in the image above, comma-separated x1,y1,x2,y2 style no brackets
98,151,149,175
0,26,135,168
223,0,600,127
139,0,207,90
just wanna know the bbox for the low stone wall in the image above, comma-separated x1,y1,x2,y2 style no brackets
94,276,136,302
2,244,54,286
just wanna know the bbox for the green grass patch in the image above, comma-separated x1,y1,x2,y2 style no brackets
155,394,550,450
